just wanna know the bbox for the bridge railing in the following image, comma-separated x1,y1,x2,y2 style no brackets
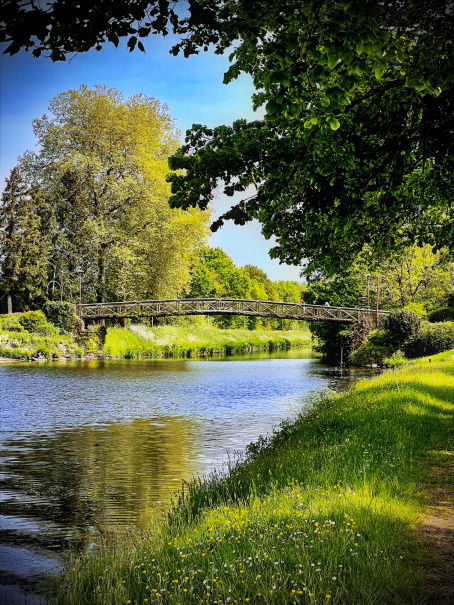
78,298,389,324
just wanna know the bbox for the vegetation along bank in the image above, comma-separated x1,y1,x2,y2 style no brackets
60,350,453,604
0,308,311,361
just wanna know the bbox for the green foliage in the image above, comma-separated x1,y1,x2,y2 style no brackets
0,167,49,310
0,347,32,360
60,354,454,604
165,2,453,275
367,329,393,348
377,245,453,310
427,307,454,323
43,301,77,332
383,310,420,348
351,342,393,366
8,86,208,308
403,302,427,318
4,2,453,275
187,248,303,330
0,313,25,332
18,310,47,331
0,311,82,358
384,350,407,368
404,322,454,358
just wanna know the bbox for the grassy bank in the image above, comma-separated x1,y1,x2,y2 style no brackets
0,311,82,360
104,324,312,358
61,351,453,604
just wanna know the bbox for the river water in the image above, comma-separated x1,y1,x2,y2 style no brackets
0,349,376,603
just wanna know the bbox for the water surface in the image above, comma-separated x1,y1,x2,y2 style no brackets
0,349,376,603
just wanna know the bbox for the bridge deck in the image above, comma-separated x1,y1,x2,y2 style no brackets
78,298,387,324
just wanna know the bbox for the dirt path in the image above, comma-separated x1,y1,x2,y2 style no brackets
418,460,454,604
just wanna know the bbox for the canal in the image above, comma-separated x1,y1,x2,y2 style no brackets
0,349,376,603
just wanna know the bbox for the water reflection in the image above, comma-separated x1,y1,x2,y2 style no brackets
0,349,378,603
1,418,199,543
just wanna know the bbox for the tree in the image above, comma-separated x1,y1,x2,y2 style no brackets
20,85,209,303
171,0,454,275
0,167,49,310
376,245,453,310
4,2,453,275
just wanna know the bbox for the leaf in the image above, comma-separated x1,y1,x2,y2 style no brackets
327,117,340,130
310,117,318,125
304,120,313,129
138,41,145,52
327,54,338,69
127,36,137,52
266,100,280,115
320,97,330,107
374,63,386,79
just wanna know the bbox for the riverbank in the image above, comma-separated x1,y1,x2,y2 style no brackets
105,325,312,358
0,311,83,360
0,311,311,361
60,351,454,604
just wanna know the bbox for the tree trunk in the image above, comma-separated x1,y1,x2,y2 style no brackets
7,294,12,314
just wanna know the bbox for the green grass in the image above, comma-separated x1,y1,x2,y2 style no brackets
60,351,453,604
104,324,312,358
0,312,83,359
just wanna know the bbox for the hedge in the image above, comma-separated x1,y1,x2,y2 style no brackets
427,307,454,323
404,321,454,358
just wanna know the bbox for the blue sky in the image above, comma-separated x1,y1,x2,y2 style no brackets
0,35,303,282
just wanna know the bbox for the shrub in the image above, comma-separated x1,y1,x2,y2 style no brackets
0,347,31,360
404,321,454,358
384,350,407,367
427,307,454,323
43,301,77,332
18,311,48,331
367,329,393,347
351,342,393,366
447,292,454,308
35,345,52,359
383,310,420,347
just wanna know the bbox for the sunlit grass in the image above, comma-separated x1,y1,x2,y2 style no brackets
60,352,454,604
104,325,312,358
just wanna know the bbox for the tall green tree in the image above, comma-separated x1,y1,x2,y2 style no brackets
20,85,209,303
0,167,49,310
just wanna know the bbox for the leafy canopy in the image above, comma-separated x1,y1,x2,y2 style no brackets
3,1,453,275
4,86,209,307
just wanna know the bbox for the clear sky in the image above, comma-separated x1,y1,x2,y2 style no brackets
0,35,304,282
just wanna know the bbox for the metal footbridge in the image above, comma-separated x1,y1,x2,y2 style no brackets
78,298,387,324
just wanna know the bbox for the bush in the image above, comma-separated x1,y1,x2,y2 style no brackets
447,292,454,308
384,350,407,367
383,310,420,347
404,321,454,358
351,342,393,366
18,311,48,331
367,329,393,347
43,301,77,332
427,307,454,323
0,347,32,360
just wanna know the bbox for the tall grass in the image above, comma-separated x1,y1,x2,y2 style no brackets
104,325,312,359
60,351,454,604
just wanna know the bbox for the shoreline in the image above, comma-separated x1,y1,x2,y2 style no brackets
60,350,454,604
0,323,313,363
